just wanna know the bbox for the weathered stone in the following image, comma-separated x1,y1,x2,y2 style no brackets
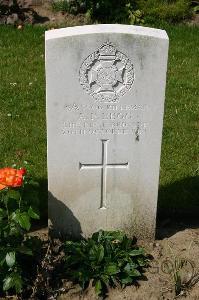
17,0,32,9
6,13,18,24
46,24,169,240
0,0,14,7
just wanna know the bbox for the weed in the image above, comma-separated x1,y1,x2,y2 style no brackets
63,230,149,297
162,243,199,297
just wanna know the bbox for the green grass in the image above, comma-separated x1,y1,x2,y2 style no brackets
158,24,199,214
138,0,192,23
0,24,198,217
0,26,47,217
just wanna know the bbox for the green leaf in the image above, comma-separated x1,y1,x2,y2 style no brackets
9,222,22,236
95,279,102,296
18,212,31,231
134,10,142,17
110,231,125,242
7,190,20,201
124,262,138,275
0,251,6,266
3,273,22,293
121,235,132,250
101,274,109,286
103,230,125,242
137,257,147,267
28,179,39,187
0,208,6,220
193,5,199,13
3,276,13,291
129,14,136,24
63,230,149,298
104,263,120,275
89,245,104,263
120,275,134,285
23,189,39,204
5,252,16,268
13,273,23,293
129,248,145,256
17,246,33,256
98,245,104,263
28,206,40,220
13,211,31,231
175,272,182,295
2,194,8,206
92,229,103,242
128,269,141,277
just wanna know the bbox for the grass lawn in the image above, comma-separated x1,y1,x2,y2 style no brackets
0,24,198,218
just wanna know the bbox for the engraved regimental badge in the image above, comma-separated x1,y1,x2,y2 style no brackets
79,42,134,103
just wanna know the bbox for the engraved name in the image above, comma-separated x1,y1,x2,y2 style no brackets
61,102,148,138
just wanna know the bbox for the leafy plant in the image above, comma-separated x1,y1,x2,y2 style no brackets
192,0,199,13
52,0,86,14
63,230,149,297
125,3,144,24
138,0,192,23
51,0,145,24
162,257,198,296
162,243,199,296
52,0,71,13
86,0,137,23
0,167,40,294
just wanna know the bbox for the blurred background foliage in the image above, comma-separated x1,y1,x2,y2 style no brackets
52,0,198,24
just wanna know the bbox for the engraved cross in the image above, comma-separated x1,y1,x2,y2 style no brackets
79,139,129,209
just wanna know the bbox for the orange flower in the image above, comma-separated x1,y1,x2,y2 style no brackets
0,167,26,191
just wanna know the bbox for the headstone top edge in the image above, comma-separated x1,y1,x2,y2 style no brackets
45,24,168,41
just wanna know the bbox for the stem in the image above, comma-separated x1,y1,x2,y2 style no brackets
19,194,22,211
4,192,10,222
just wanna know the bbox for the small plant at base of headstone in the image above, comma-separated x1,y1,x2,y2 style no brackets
63,230,149,297
0,166,40,295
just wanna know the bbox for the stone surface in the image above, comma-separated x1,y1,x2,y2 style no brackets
46,24,169,240
0,0,39,24
6,13,18,25
0,0,14,6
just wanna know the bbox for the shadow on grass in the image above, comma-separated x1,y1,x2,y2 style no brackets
30,178,48,230
156,175,199,239
33,10,49,24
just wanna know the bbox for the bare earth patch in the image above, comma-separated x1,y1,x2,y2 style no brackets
31,0,88,27
27,226,198,300
31,0,199,27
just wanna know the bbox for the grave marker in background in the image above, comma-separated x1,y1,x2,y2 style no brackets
46,24,169,240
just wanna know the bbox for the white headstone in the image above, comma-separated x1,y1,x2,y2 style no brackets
46,24,169,240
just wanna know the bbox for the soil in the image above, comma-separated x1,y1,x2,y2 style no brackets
31,0,89,27
31,0,199,27
1,2,198,300
1,0,199,26
26,4,199,298
24,221,199,300
188,14,199,26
